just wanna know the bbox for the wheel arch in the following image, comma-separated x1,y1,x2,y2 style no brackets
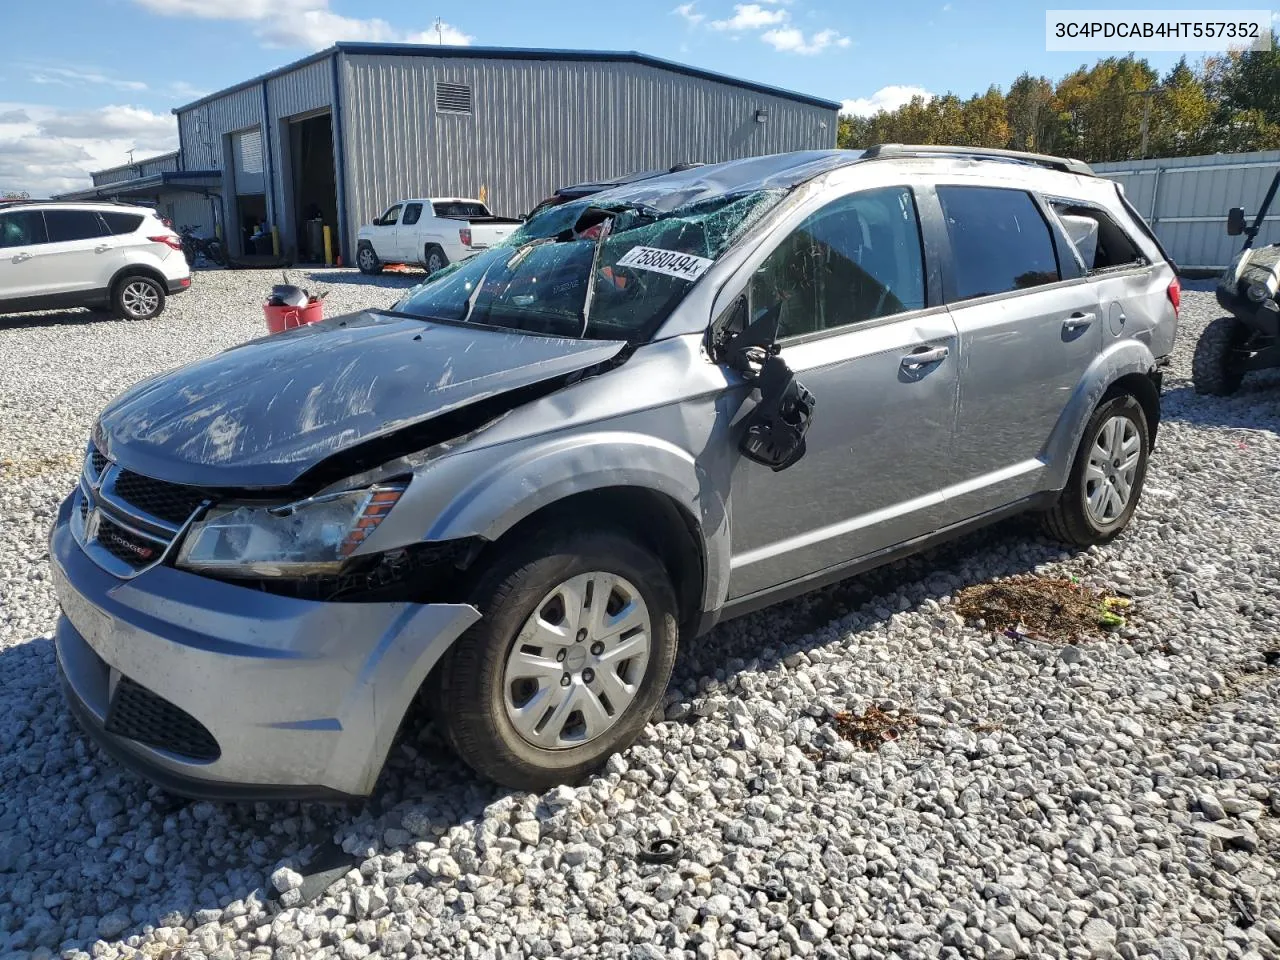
1042,340,1161,490
108,263,168,297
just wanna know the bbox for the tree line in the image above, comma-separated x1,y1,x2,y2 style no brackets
838,36,1280,162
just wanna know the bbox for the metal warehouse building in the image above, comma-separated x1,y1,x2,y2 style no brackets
76,43,840,263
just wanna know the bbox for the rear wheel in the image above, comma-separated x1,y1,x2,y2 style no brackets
356,242,382,275
423,244,447,276
1192,315,1249,395
112,275,166,320
1042,393,1150,546
434,526,678,790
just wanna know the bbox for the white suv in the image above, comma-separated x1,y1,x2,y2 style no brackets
0,201,191,320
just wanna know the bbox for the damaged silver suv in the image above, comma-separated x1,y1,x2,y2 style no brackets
51,145,1180,797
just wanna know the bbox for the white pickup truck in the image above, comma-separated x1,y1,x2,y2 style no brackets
355,198,522,275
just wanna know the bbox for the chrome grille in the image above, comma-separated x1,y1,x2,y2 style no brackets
74,443,209,579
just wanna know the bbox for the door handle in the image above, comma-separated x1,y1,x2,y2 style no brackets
11,252,31,263
1063,312,1095,332
94,244,112,254
900,345,949,369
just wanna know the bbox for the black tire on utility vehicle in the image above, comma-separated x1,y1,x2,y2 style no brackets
112,274,166,321
1042,393,1150,547
356,242,382,275
433,525,679,791
1192,315,1249,396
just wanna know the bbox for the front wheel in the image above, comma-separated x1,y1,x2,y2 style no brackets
434,527,679,791
1192,315,1249,396
1042,394,1150,546
356,243,382,275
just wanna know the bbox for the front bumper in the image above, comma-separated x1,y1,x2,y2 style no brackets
50,495,480,800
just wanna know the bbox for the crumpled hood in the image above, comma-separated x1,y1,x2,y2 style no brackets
96,311,625,488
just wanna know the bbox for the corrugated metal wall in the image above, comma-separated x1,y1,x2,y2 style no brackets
1094,150,1280,270
91,152,179,186
178,86,265,173
338,53,837,254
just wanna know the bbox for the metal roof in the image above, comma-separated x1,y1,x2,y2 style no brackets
52,170,221,201
89,151,180,180
172,43,841,115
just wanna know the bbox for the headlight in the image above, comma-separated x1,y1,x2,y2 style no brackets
175,484,405,577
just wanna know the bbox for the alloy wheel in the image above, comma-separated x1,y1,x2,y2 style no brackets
121,281,160,318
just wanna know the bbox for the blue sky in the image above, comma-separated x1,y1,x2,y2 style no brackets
0,0,1255,195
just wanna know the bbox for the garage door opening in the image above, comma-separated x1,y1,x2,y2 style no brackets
288,112,338,263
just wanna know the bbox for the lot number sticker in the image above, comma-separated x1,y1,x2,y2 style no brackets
616,246,714,281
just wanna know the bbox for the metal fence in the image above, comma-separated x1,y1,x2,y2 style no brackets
1093,150,1280,272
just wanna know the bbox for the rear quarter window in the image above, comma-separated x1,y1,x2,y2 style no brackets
937,186,1060,301
100,212,145,235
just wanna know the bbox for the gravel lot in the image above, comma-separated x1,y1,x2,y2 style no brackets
1,269,1278,960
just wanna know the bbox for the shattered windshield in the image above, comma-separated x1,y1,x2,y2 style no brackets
390,189,785,341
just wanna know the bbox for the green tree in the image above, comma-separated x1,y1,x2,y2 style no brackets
1148,58,1213,157
1006,74,1061,153
960,86,1010,148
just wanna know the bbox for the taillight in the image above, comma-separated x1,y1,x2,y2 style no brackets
459,227,472,247
1167,277,1181,317
150,234,183,252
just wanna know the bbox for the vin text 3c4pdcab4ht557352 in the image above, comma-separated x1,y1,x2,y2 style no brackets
51,146,1178,798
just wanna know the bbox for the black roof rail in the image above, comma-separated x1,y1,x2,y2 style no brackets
861,143,1094,177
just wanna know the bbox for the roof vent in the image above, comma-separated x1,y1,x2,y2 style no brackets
436,82,473,115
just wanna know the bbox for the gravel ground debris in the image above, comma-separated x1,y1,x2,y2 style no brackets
1,271,1278,960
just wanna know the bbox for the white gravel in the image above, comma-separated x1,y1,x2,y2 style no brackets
1,272,1278,960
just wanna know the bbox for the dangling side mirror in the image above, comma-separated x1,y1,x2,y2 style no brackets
1227,207,1246,236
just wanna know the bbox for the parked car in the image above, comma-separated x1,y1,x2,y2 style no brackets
355,197,522,276
0,200,190,320
52,146,1177,798
524,162,705,220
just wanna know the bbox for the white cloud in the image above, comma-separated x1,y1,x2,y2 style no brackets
27,65,148,93
711,3,788,30
132,0,472,51
405,22,476,45
840,84,933,117
0,103,177,197
672,3,705,26
760,26,850,54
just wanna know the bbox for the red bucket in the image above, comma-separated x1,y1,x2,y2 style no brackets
264,298,324,334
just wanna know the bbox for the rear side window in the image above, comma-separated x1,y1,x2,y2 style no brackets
752,186,926,339
100,212,144,235
1050,200,1146,272
433,201,488,219
45,209,108,243
937,186,1060,301
0,210,49,248
402,202,423,226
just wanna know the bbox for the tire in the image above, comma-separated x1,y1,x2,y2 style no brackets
205,240,225,266
423,244,448,276
1042,393,1150,547
1192,316,1248,396
111,275,166,321
434,525,679,791
356,243,382,275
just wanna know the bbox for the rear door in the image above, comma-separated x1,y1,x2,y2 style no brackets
932,183,1100,523
36,209,112,295
0,209,51,303
398,202,425,261
725,185,959,599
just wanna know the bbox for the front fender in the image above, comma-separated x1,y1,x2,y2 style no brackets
1042,339,1158,490
362,431,731,614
